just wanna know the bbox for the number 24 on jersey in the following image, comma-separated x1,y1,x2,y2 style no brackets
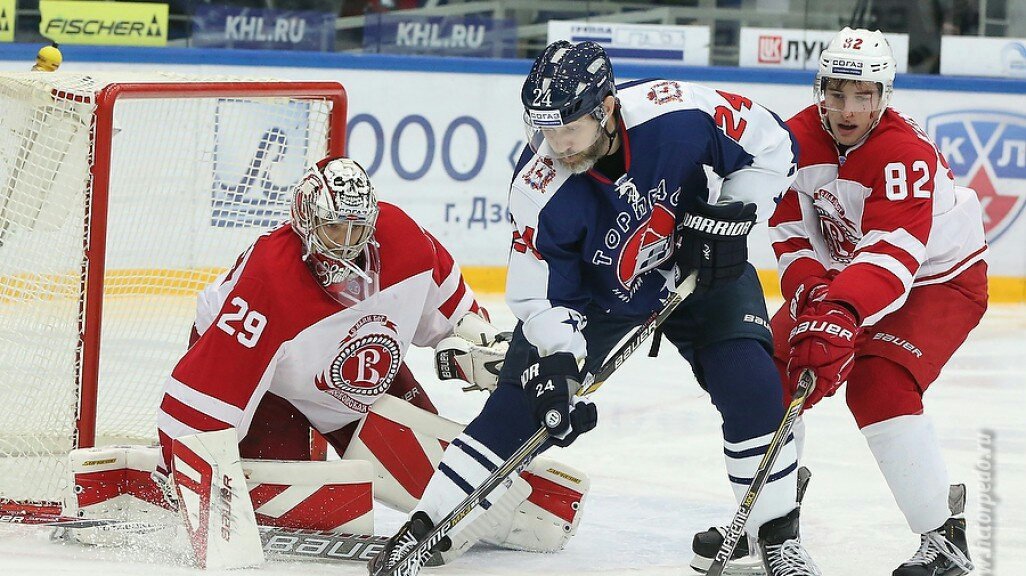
714,90,753,141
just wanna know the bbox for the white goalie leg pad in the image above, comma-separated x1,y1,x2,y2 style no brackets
63,445,178,546
243,459,373,534
341,394,463,511
439,456,589,562
171,429,264,569
343,397,589,561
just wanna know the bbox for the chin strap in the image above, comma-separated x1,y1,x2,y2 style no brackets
601,108,619,156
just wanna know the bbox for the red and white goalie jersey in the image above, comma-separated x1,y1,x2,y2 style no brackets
156,202,480,467
770,105,988,325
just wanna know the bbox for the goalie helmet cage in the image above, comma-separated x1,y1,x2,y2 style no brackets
0,73,346,513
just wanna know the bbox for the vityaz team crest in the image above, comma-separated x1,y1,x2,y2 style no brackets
926,110,1026,242
315,314,402,413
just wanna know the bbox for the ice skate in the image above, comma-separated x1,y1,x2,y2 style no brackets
757,508,821,576
690,466,811,574
367,511,448,576
892,485,973,576
690,528,762,574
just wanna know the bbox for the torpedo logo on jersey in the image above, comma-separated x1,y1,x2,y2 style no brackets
315,315,402,413
602,177,682,302
616,203,676,293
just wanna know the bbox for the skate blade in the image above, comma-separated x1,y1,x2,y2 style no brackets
690,555,766,575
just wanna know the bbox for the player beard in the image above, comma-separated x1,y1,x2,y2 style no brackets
557,133,609,174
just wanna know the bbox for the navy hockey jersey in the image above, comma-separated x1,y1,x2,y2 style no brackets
507,79,798,359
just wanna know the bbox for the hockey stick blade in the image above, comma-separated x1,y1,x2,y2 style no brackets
0,510,388,564
706,369,816,576
260,527,390,564
371,273,699,576
0,511,164,532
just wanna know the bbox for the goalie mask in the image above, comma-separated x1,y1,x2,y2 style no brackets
814,27,896,145
291,157,380,295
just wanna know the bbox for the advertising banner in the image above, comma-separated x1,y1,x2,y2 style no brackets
363,14,516,58
39,0,167,47
0,0,14,43
547,20,710,66
192,6,334,52
924,110,1026,243
739,27,909,72
0,53,1022,295
940,35,1026,78
210,100,316,228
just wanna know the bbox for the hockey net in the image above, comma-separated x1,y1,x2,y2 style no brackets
0,72,346,511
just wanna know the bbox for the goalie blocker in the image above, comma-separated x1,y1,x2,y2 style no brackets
64,397,589,565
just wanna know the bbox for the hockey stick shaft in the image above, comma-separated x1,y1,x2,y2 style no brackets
581,271,697,395
706,369,816,576
0,511,388,563
378,272,699,576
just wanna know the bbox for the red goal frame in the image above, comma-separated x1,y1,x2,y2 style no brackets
76,81,347,453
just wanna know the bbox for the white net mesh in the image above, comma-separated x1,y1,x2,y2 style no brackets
0,72,343,506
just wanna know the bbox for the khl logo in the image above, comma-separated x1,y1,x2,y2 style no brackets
1001,42,1026,76
926,110,1026,242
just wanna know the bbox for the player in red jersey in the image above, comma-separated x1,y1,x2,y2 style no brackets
157,156,490,470
770,28,986,576
66,156,589,561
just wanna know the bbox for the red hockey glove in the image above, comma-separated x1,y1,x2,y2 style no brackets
788,279,830,321
787,300,860,409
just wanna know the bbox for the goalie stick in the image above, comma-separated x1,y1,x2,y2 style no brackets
370,272,699,576
705,369,816,576
0,510,391,564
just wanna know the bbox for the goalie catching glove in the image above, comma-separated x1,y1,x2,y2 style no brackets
435,312,511,392
678,198,757,291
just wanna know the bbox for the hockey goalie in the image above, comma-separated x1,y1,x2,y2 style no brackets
63,156,590,568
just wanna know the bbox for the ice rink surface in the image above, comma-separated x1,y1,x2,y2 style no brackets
1,296,1023,576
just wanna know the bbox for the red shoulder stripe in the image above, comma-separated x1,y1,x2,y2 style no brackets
438,277,469,319
160,393,232,433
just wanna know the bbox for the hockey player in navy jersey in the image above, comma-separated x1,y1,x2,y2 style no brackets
371,41,819,576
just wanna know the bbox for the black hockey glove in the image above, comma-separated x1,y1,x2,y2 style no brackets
521,352,598,448
679,198,757,291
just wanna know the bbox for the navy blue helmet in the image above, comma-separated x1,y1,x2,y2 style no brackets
521,40,616,129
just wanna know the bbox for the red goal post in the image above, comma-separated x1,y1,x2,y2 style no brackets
0,73,346,511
